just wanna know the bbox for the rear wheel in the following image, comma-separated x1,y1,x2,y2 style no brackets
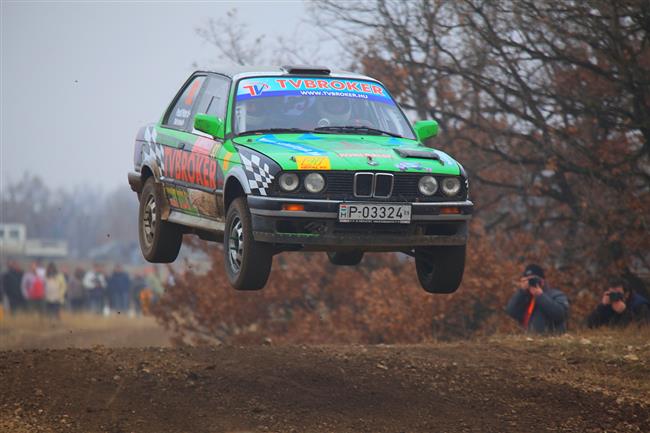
327,251,364,266
138,177,182,263
224,197,273,290
415,245,465,293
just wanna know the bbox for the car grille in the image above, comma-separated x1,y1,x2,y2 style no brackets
269,171,467,202
352,173,393,198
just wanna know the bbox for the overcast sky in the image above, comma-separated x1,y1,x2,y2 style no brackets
2,0,336,191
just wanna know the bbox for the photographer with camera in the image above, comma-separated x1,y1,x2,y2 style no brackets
506,264,569,334
586,278,650,328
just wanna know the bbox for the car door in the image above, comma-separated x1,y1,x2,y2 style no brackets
160,74,230,220
158,75,207,214
187,75,233,220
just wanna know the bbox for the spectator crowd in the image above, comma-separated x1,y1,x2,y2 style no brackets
1,260,168,318
2,259,649,333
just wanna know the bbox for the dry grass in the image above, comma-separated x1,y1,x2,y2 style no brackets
0,312,171,350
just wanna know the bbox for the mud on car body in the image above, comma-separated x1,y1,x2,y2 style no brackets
128,65,473,292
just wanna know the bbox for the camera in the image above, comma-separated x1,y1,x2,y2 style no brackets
608,292,624,302
528,277,542,288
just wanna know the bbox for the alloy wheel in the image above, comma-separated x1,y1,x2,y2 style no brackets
228,216,244,273
142,194,156,247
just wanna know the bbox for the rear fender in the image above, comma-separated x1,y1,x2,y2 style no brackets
132,125,171,219
135,125,165,181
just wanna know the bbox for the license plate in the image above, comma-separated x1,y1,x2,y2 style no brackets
338,203,411,224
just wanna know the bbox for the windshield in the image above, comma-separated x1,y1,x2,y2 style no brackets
234,76,416,139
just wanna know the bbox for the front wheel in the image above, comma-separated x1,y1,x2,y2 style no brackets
224,197,273,290
415,245,466,294
138,177,182,263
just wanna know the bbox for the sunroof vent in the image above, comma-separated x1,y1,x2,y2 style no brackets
282,65,331,75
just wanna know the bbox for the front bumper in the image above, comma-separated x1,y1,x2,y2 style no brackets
248,196,473,250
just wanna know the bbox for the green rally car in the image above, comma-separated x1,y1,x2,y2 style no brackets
128,66,473,293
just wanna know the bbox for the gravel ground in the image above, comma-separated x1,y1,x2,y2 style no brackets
1,330,649,433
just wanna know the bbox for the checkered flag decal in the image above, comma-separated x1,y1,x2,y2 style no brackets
240,152,274,196
142,127,164,176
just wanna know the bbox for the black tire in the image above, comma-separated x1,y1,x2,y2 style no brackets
327,251,364,266
415,245,466,294
138,177,182,263
224,197,273,290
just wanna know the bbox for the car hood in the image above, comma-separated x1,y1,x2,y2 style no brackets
232,133,461,175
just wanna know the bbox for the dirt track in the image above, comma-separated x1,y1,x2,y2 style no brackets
2,332,649,433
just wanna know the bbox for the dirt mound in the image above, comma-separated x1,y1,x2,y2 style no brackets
1,333,649,432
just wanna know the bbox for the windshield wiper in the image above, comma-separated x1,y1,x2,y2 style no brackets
238,128,317,136
314,125,404,138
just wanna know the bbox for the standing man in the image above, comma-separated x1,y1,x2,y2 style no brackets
83,263,107,314
108,264,131,314
21,261,46,314
66,267,86,312
44,262,67,319
2,260,26,314
587,278,650,328
506,264,569,334
130,269,146,316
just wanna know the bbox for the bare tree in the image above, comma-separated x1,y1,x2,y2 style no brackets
195,8,330,68
1,174,138,259
195,9,267,67
313,0,650,289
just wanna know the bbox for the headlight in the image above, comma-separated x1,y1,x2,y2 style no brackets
279,173,299,192
441,177,461,196
304,173,325,193
418,176,438,196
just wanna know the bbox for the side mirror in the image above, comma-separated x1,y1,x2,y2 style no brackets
194,114,225,140
413,120,439,142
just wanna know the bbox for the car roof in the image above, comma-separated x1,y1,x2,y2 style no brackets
201,65,378,82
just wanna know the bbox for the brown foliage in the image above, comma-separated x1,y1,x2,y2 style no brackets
314,0,650,293
153,222,562,344
163,1,650,344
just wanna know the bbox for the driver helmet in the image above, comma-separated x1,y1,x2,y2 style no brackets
317,96,352,125
282,95,314,116
244,98,273,129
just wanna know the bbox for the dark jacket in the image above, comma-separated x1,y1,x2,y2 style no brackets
108,271,131,294
2,268,25,310
586,292,650,328
506,285,569,334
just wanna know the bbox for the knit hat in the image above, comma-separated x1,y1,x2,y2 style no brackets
523,264,545,279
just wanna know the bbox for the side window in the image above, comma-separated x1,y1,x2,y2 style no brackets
164,76,206,130
194,76,230,120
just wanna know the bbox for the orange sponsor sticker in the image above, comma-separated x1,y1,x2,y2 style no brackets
184,79,202,105
222,152,233,170
295,156,331,170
